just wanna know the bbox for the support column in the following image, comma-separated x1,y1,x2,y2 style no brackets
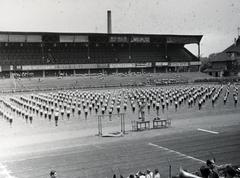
165,42,168,61
88,69,90,75
198,43,201,72
153,67,156,73
102,68,104,74
128,38,131,61
141,68,144,74
198,42,200,60
43,70,45,78
128,68,131,73
10,72,14,79
165,41,169,74
116,68,118,73
73,69,76,76
87,43,90,60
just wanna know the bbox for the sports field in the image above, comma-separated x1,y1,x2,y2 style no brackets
0,84,240,178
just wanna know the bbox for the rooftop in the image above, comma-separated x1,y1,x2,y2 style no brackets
0,31,202,45
224,37,240,54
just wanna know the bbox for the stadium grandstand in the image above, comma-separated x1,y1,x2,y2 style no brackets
0,31,202,78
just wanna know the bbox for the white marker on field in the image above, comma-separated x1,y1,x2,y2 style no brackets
197,128,219,134
148,142,205,163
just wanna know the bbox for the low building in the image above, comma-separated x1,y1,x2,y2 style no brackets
204,37,240,77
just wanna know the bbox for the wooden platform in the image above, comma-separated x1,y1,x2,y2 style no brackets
131,118,171,131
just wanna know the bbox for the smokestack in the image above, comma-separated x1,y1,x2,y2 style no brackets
107,10,112,34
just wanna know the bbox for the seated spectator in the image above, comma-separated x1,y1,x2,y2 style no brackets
200,165,210,178
128,174,135,178
146,169,153,178
206,159,216,170
224,166,237,178
139,171,145,178
206,159,219,178
136,171,145,178
49,170,57,178
153,169,161,178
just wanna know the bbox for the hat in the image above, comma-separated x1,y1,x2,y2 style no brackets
146,169,151,173
50,170,56,176
206,159,214,166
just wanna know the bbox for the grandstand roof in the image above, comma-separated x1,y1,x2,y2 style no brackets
0,31,202,44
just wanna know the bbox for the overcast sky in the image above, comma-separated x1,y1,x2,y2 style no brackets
0,0,240,57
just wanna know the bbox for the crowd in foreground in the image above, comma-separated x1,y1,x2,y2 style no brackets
48,159,240,178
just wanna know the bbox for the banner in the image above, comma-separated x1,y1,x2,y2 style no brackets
169,62,189,67
0,34,8,42
16,65,22,70
1,65,10,71
22,65,55,70
56,64,74,69
60,35,75,43
131,36,150,43
167,36,199,44
190,61,201,65
41,65,56,70
26,35,42,42
110,63,135,68
22,64,104,70
74,35,88,42
21,63,161,70
135,63,152,68
9,35,26,42
97,64,109,68
22,65,32,70
80,64,97,69
155,62,168,66
109,36,128,43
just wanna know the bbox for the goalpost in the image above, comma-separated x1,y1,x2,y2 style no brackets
97,113,125,136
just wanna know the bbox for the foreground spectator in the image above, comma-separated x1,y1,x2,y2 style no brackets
224,166,237,178
49,170,57,178
153,169,161,178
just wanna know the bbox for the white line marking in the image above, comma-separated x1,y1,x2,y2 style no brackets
197,128,219,134
0,163,17,178
148,142,205,163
